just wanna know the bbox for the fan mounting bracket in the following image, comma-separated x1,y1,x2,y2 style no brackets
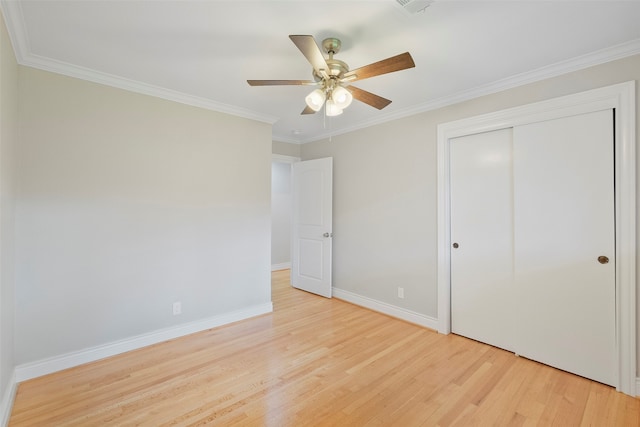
322,38,342,55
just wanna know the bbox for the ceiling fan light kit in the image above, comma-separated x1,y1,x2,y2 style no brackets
331,86,353,109
248,35,415,116
305,89,326,112
325,99,343,117
304,80,353,116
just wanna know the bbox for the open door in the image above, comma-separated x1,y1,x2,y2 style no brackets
291,157,333,297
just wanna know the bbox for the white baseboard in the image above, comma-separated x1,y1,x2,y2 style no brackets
271,262,291,271
0,370,17,427
332,287,439,330
15,302,273,383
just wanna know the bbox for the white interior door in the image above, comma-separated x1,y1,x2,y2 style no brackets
291,157,333,298
450,128,516,352
513,110,615,386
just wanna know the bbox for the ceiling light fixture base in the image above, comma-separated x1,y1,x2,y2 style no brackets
322,37,342,55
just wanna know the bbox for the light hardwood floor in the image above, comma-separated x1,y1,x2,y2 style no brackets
9,269,640,426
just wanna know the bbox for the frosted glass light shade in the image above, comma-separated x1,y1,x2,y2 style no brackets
332,86,353,109
325,99,343,116
305,89,326,111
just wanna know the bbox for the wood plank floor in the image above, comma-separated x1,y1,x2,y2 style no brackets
9,269,640,426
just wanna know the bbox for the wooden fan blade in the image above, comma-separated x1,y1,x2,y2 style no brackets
289,35,330,79
301,105,317,115
348,85,392,110
247,80,316,86
342,52,415,82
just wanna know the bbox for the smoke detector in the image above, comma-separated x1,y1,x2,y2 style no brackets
395,0,433,15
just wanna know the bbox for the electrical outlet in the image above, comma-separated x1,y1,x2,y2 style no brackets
173,301,182,315
398,287,404,299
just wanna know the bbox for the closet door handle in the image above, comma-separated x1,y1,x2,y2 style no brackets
597,255,609,264
452,242,459,249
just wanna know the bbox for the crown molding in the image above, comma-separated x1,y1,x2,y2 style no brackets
297,38,640,144
0,1,278,125
0,0,28,63
3,0,639,142
23,53,279,124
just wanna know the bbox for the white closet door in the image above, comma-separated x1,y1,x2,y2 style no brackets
513,110,615,386
450,128,515,351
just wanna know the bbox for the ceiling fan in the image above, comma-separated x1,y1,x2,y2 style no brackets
247,35,415,116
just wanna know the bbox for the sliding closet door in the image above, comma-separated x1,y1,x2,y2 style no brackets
450,128,515,352
513,110,615,386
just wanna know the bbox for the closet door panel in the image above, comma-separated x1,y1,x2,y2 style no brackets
450,128,515,351
513,110,615,386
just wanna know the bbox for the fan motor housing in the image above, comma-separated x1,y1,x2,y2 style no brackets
313,59,349,81
312,38,349,81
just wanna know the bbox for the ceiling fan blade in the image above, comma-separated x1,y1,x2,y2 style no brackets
247,79,316,86
301,105,317,115
348,85,392,110
342,52,415,82
289,35,330,79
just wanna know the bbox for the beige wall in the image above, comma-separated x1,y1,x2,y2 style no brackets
301,54,640,371
272,141,301,158
15,67,273,364
0,9,17,414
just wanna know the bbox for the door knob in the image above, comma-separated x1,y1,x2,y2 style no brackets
598,255,609,264
452,242,459,249
323,232,332,238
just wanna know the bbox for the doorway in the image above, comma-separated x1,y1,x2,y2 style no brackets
271,154,299,272
270,155,334,298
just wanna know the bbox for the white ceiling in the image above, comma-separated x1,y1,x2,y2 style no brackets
3,0,640,143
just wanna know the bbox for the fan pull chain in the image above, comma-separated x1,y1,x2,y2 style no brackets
323,103,327,129
329,110,332,142
321,95,332,142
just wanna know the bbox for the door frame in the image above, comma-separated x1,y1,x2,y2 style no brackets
436,81,636,395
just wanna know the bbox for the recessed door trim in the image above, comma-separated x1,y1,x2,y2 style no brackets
436,81,636,396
